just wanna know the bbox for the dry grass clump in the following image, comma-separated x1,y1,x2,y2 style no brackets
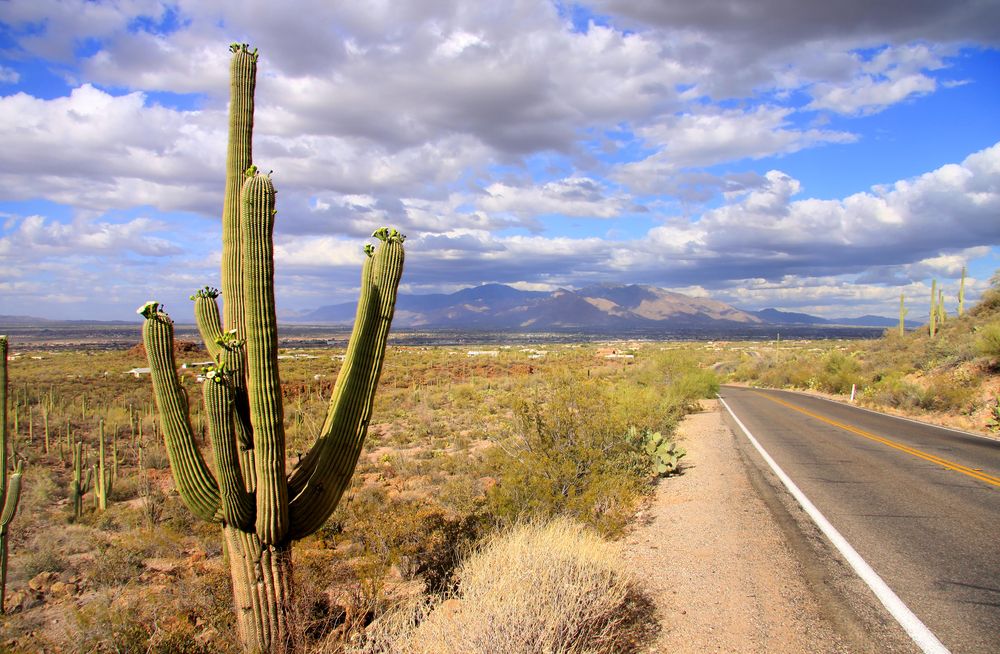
354,517,654,654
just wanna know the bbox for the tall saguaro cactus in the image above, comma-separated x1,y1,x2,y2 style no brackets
137,45,405,653
0,337,24,614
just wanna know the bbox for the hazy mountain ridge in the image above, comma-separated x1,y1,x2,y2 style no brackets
296,283,892,331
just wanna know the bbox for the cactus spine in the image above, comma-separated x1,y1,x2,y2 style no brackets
137,45,404,653
0,337,24,613
958,266,967,316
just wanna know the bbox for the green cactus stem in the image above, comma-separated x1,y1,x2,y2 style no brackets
958,266,967,316
0,337,23,613
938,288,946,325
136,45,405,654
70,441,91,519
93,421,113,511
929,279,938,338
898,292,908,337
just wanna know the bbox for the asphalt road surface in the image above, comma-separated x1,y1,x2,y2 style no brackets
718,385,1000,654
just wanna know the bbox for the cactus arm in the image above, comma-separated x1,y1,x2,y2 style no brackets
140,303,222,522
0,461,20,614
287,231,404,539
240,173,288,545
222,44,257,339
204,357,256,531
192,287,225,359
197,294,257,492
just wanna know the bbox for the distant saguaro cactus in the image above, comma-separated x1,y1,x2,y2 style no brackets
0,337,24,614
958,266,967,316
898,292,908,337
137,44,404,653
929,279,938,338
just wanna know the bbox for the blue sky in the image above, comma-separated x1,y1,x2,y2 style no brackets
1,0,998,321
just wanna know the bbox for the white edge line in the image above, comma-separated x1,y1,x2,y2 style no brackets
717,393,951,654
723,384,996,443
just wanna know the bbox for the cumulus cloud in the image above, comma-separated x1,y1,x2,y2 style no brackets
614,106,855,194
1,0,997,319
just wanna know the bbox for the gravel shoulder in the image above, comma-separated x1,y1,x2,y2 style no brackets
623,399,916,654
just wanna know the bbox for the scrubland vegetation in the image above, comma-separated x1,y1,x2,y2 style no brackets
725,278,1000,434
0,339,718,652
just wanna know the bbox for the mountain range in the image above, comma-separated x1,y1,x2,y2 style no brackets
294,283,900,331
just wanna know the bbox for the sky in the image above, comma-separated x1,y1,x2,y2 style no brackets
0,0,999,322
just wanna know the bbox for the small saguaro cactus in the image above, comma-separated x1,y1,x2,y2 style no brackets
93,421,113,511
0,337,24,613
70,441,91,519
137,44,404,653
898,292,908,337
958,266,967,316
929,279,938,338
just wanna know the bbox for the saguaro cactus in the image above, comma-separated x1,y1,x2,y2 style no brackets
0,337,24,613
137,44,405,653
898,292,908,337
929,279,938,338
70,441,91,519
958,266,967,316
93,421,113,511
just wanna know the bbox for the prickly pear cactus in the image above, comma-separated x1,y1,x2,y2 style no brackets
643,430,686,477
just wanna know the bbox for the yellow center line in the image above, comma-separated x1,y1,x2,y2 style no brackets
752,391,1000,489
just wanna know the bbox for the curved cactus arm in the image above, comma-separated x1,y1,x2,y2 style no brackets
203,356,256,531
0,461,20,614
287,230,404,540
139,303,222,522
192,287,225,359
222,44,258,340
240,173,288,545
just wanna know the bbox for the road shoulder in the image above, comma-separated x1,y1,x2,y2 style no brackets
623,399,914,654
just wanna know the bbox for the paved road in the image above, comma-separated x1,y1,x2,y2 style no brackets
718,386,1000,654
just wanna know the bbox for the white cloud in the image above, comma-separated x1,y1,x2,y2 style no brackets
480,177,628,218
615,106,855,194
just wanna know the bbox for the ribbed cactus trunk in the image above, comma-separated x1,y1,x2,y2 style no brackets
138,45,404,653
0,337,24,614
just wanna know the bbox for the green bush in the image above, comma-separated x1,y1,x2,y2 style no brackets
975,322,1000,362
484,376,654,535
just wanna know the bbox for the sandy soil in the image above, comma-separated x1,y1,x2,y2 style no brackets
623,399,915,654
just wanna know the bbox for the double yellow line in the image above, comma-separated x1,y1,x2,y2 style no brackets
754,391,1000,488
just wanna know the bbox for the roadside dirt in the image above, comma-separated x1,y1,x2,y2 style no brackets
623,399,915,654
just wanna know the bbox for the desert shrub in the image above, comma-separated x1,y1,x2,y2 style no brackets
861,375,924,411
484,376,652,535
816,351,862,394
975,322,1000,362
87,542,145,587
353,517,654,654
917,377,978,413
18,546,68,580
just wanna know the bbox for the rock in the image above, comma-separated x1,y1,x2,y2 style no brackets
5,590,26,612
49,581,75,597
28,571,59,593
